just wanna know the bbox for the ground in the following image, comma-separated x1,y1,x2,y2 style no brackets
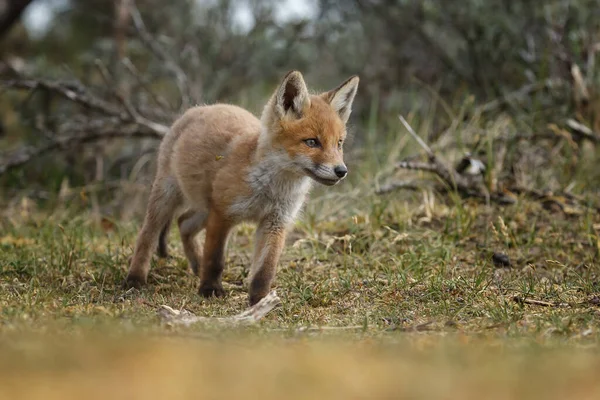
1,177,599,399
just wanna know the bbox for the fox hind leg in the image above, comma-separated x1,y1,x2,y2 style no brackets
156,219,172,258
125,179,180,288
177,209,208,275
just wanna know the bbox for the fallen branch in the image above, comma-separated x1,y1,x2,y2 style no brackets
158,291,281,327
382,116,598,211
389,115,491,201
397,116,474,190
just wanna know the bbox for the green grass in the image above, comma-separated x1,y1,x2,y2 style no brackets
2,190,598,336
1,110,600,398
1,186,599,399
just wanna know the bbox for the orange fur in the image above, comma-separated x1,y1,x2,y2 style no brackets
125,71,359,305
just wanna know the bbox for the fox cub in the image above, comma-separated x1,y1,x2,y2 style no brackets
124,71,359,305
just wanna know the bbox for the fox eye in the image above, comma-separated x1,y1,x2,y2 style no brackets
304,138,321,148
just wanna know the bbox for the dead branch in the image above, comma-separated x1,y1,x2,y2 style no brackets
158,291,281,327
394,116,477,195
0,126,162,175
0,61,171,176
380,116,525,205
384,115,599,212
3,79,122,116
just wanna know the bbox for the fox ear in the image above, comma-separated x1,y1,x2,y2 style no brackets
322,75,359,123
274,71,310,119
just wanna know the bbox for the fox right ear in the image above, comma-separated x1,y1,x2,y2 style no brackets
321,75,359,123
274,71,310,119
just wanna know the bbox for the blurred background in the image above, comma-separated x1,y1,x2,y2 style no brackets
1,0,599,218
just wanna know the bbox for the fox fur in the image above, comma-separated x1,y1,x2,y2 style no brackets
124,70,359,305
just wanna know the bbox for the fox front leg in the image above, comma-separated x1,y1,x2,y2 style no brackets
248,221,287,306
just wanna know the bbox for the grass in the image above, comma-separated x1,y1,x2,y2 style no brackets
1,177,599,398
1,108,600,398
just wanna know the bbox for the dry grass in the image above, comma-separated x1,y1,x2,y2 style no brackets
1,111,600,398
1,184,600,399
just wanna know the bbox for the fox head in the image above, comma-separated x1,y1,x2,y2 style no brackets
261,71,359,186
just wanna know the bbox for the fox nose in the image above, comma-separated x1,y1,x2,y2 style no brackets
334,165,348,178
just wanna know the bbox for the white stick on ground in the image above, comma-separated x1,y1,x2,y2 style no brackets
158,291,281,327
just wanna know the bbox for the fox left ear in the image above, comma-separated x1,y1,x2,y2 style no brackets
322,75,360,123
274,71,310,119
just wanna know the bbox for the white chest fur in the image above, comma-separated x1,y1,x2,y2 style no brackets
228,152,312,226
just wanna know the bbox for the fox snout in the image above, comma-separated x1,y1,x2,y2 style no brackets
305,163,348,186
334,165,348,178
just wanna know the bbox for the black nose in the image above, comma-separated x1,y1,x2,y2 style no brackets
334,165,348,178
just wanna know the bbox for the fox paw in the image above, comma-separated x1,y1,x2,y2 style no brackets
123,274,146,290
198,282,225,298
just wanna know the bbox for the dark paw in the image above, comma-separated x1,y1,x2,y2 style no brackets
123,274,146,289
198,282,225,298
190,261,199,276
156,248,169,259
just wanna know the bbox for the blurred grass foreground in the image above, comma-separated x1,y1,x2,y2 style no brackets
1,1,600,399
1,333,600,400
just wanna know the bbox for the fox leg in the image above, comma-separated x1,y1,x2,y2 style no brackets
198,211,232,298
125,179,180,288
156,219,172,258
248,221,287,306
177,209,208,275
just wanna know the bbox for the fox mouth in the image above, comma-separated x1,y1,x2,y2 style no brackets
303,168,340,186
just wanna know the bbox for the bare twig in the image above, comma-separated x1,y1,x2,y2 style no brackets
121,57,171,110
129,1,191,108
566,119,600,143
3,79,121,116
399,116,434,158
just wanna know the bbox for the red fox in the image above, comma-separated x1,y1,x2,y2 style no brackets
124,71,359,305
